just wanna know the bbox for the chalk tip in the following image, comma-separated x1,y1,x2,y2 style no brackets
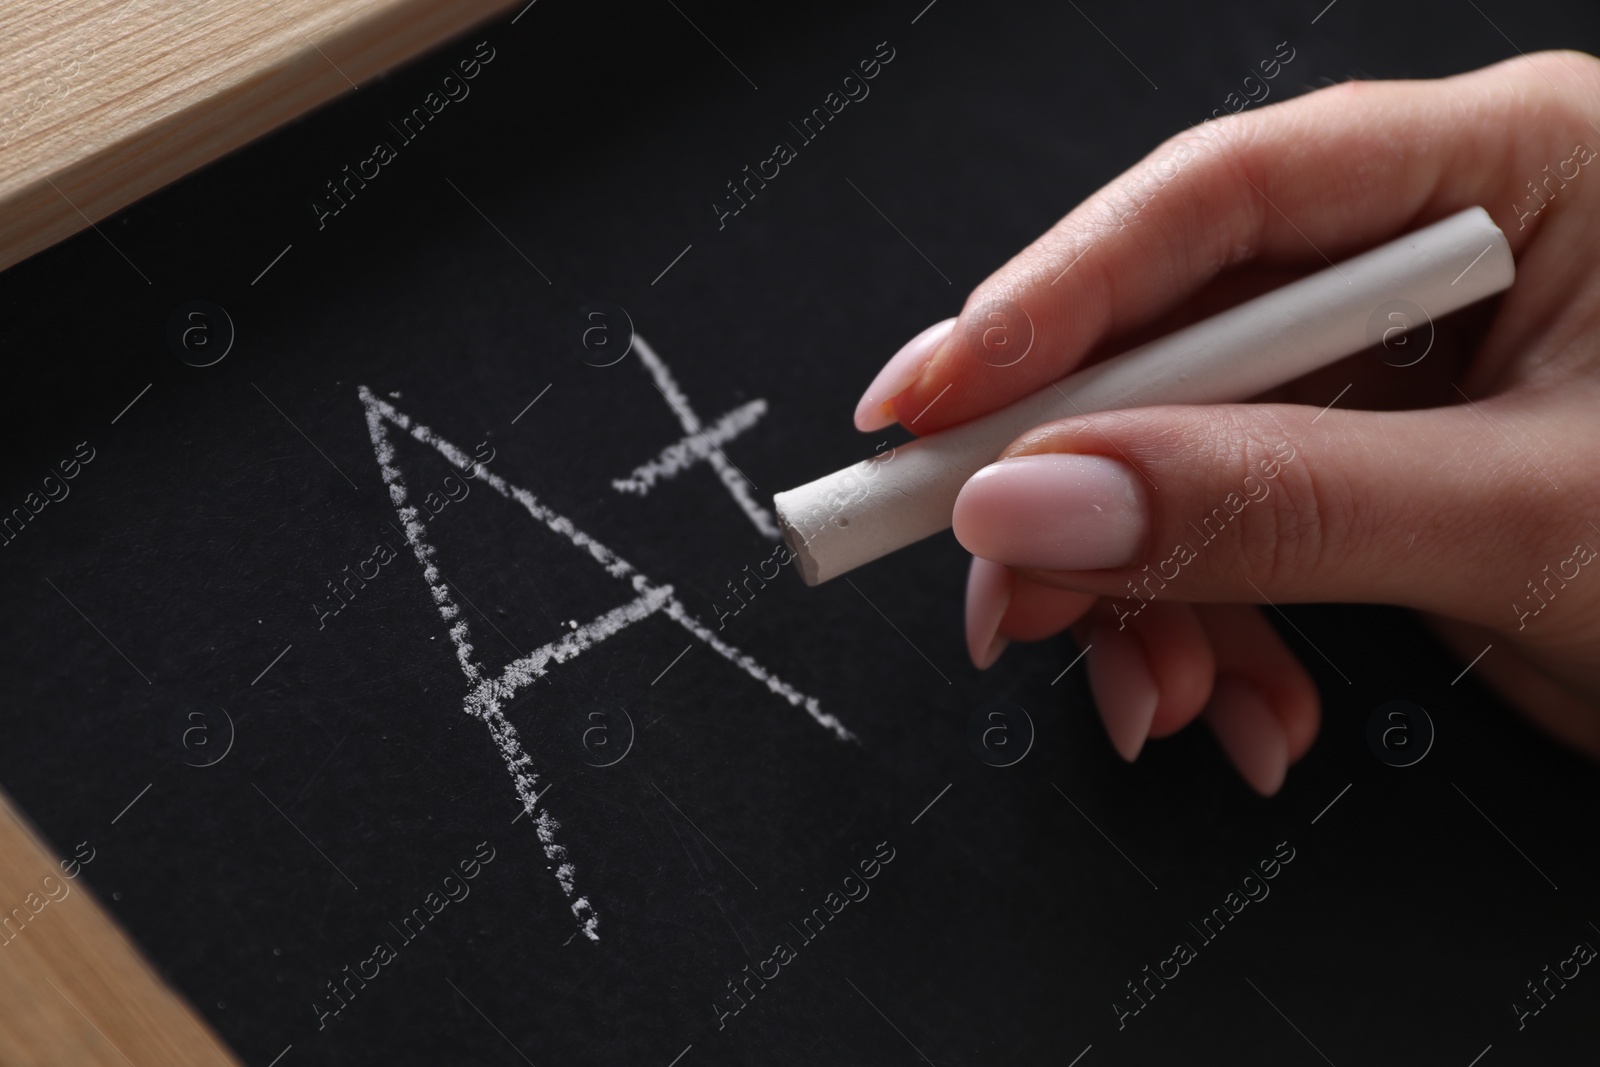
774,498,824,586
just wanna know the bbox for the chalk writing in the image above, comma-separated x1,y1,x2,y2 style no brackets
360,364,851,943
612,336,778,538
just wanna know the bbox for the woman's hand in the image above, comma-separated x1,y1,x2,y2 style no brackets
853,50,1600,794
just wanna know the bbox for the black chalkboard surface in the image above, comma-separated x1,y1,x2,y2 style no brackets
4,1,1600,1064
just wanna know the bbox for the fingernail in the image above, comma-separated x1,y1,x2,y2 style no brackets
953,453,1146,571
1204,676,1288,796
1086,619,1157,761
853,317,956,431
964,556,1013,669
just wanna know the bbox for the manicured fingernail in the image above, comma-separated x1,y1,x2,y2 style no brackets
952,453,1146,571
853,318,956,431
964,556,1013,669
1086,619,1157,761
1204,676,1288,796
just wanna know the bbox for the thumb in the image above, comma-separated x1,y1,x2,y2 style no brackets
949,399,1576,627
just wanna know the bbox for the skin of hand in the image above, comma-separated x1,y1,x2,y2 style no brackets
851,50,1600,795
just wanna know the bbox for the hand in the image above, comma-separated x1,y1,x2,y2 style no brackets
852,50,1600,795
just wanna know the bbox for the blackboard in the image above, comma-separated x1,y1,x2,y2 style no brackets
4,1,1600,1064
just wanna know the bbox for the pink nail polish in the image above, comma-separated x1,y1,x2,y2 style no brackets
964,557,1012,669
853,318,956,432
1204,677,1288,796
952,453,1146,571
1086,619,1158,761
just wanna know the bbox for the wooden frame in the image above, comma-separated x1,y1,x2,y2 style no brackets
0,0,519,274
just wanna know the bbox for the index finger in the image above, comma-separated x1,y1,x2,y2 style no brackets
877,50,1600,435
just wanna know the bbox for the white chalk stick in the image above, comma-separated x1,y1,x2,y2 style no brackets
775,206,1515,585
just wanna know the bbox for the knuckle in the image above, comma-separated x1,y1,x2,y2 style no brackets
1506,50,1600,123
1522,48,1600,86
1152,119,1268,265
1264,437,1345,588
1155,118,1256,200
1195,411,1344,592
